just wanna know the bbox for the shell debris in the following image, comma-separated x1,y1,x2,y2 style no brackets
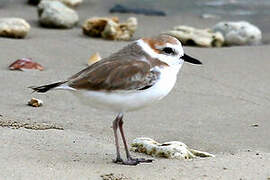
88,52,101,66
82,16,137,41
165,25,224,47
9,58,44,71
131,137,214,159
28,98,43,107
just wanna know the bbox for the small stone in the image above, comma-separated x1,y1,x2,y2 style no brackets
88,52,101,66
212,21,262,46
0,18,30,38
28,98,43,107
165,25,224,47
38,0,79,29
82,16,137,41
9,58,44,71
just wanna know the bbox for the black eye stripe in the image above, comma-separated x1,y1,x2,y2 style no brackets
162,47,175,55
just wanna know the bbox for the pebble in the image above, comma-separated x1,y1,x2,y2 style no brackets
0,18,30,38
38,0,79,29
212,21,262,46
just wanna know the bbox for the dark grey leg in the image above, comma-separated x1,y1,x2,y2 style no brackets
118,116,131,159
118,116,153,165
112,114,123,163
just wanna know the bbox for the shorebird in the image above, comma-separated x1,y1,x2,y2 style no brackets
30,34,202,165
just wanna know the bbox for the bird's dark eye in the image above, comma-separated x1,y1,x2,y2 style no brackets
162,47,175,55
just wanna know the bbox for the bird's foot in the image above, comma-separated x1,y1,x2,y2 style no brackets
113,157,124,164
121,157,153,166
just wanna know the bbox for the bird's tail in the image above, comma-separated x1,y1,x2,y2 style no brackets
29,81,67,93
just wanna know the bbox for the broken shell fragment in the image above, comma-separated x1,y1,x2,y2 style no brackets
82,17,119,37
88,52,101,66
165,25,224,47
9,58,44,71
82,16,137,41
28,98,43,107
131,137,214,159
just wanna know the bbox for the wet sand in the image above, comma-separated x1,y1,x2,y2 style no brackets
1,0,270,179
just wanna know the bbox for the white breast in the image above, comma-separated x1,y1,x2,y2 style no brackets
69,65,182,113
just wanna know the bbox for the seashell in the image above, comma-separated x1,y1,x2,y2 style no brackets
9,58,44,71
88,52,101,66
28,98,43,107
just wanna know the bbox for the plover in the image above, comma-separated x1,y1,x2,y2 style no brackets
30,34,202,165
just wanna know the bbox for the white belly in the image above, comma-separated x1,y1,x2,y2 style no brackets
64,66,181,113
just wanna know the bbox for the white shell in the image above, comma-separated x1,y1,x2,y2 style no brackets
166,25,224,47
131,137,215,159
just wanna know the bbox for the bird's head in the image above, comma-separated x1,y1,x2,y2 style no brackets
138,34,202,67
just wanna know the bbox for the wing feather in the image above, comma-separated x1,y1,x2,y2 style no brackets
67,58,160,91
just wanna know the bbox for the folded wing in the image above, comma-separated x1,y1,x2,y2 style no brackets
67,58,160,91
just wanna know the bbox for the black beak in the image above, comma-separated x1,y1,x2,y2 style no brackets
181,54,202,65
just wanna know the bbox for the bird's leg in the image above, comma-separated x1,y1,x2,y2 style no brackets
118,116,153,165
112,114,123,163
118,115,131,159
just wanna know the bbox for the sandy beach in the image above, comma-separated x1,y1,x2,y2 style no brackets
1,0,270,179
